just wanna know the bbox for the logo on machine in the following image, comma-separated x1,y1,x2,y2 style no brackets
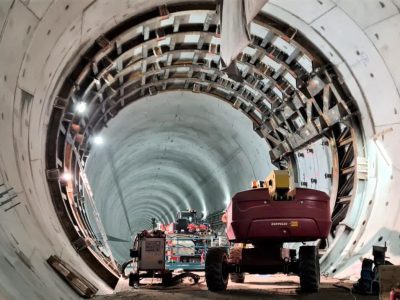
270,221,299,227
270,222,288,226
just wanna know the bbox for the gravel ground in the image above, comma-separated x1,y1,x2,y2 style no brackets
95,274,378,300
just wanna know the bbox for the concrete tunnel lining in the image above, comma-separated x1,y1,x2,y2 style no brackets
85,91,274,262
45,2,355,284
0,0,399,299
45,1,362,282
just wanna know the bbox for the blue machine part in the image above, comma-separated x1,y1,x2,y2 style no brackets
165,235,223,271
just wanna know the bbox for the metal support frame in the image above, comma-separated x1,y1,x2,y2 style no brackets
45,1,363,283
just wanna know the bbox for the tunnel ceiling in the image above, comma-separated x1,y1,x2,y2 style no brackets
85,92,273,261
45,1,362,285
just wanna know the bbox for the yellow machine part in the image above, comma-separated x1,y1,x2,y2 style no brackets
265,170,290,190
250,170,295,199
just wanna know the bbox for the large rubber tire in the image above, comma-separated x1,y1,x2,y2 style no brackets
205,247,229,291
230,272,245,283
299,246,320,293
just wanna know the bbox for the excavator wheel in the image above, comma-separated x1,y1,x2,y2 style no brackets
299,246,320,293
205,247,229,291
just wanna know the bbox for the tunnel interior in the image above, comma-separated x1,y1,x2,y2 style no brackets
46,1,362,284
0,0,400,299
85,92,274,262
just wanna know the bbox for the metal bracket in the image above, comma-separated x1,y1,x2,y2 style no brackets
46,169,60,181
73,237,92,251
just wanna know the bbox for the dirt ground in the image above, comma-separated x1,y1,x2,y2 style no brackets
96,274,378,300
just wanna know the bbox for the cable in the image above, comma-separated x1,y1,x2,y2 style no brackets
120,259,133,278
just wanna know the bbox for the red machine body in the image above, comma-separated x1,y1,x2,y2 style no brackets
226,187,331,243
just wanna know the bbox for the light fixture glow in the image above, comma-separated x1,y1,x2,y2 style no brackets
60,172,72,181
93,136,104,145
75,102,87,113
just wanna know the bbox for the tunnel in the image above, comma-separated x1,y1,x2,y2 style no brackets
0,0,399,298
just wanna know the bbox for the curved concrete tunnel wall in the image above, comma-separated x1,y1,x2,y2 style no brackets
266,1,400,276
0,0,399,299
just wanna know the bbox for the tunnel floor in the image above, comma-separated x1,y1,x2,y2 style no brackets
96,274,378,300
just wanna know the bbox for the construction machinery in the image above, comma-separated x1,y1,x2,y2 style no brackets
161,209,219,271
205,170,332,293
127,209,223,288
127,230,200,288
161,209,208,234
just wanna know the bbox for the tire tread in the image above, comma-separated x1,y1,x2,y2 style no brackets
299,246,320,293
205,247,228,291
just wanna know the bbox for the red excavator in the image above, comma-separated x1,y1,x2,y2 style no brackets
205,170,332,293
